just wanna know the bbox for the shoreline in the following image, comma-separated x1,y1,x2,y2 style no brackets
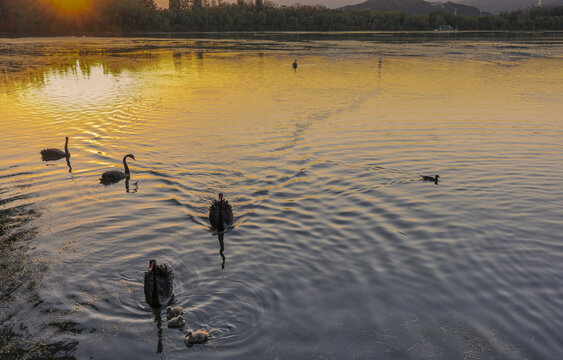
1,30,563,39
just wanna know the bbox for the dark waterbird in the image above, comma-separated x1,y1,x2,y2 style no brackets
144,260,174,308
100,154,135,184
209,193,233,232
293,59,297,71
421,174,440,184
41,136,70,161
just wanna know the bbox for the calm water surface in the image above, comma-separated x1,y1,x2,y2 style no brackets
1,34,563,359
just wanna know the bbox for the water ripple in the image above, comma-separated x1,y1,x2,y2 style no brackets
1,36,563,359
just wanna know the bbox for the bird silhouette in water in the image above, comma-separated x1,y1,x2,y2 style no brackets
144,259,174,308
209,193,233,232
293,59,297,71
41,137,70,161
421,175,440,184
100,154,135,184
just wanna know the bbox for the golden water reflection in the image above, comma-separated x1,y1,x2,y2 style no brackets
1,38,562,159
1,36,563,359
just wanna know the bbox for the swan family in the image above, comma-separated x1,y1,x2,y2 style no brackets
142,192,233,337
40,135,440,346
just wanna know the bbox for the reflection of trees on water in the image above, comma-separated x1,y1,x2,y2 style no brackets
1,45,163,88
173,51,204,73
173,51,182,73
378,57,383,81
0,45,214,91
0,183,79,358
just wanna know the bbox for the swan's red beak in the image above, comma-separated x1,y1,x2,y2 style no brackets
148,262,154,271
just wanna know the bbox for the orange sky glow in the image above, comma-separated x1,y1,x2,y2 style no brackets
47,0,91,13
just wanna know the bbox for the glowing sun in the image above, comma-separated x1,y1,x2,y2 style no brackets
47,0,92,17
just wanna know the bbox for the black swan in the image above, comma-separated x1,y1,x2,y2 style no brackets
185,329,209,344
41,137,70,161
100,154,135,184
144,259,174,308
293,59,297,71
166,306,184,320
167,315,185,328
209,193,233,232
421,175,440,183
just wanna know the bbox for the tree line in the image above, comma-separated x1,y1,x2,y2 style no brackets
1,0,562,35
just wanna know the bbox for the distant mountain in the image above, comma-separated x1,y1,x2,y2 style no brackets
341,0,434,13
434,0,563,14
433,1,482,15
341,0,483,16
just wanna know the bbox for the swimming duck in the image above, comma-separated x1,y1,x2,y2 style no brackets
421,175,439,183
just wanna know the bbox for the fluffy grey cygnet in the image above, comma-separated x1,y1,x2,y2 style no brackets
185,329,209,344
167,315,185,328
166,306,184,320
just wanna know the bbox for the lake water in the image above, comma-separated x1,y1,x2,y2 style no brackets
1,33,562,359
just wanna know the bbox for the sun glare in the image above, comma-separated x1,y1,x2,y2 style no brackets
47,0,91,17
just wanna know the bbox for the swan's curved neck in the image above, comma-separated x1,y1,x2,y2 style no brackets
152,266,160,307
123,156,130,174
64,138,69,156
